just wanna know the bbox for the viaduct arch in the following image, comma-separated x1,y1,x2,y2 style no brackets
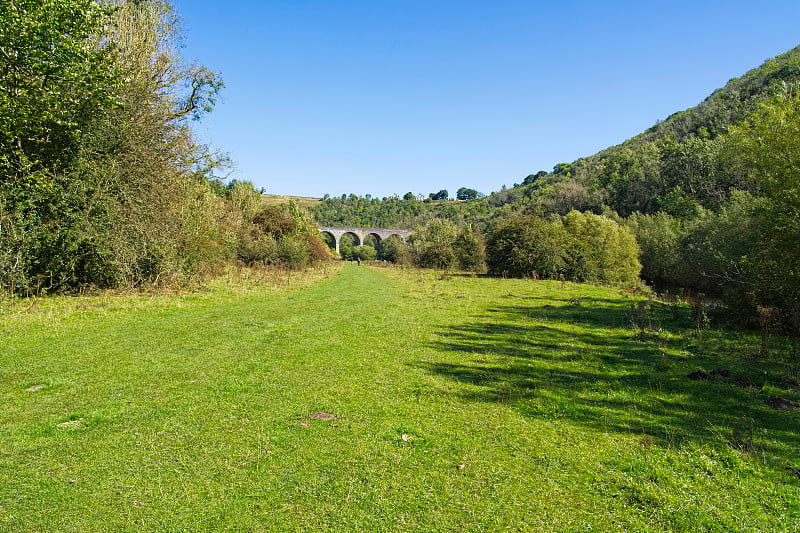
318,226,413,254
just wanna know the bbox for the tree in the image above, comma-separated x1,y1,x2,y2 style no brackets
352,245,377,261
0,0,118,292
456,187,479,201
338,233,357,260
429,190,449,201
625,212,684,286
716,85,800,326
553,163,573,176
378,235,412,264
561,211,641,285
403,192,415,201
411,218,458,269
522,171,548,185
486,216,570,279
0,0,232,293
228,181,262,223
453,225,486,272
0,0,117,193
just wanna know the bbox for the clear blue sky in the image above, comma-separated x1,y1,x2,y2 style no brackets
173,0,800,199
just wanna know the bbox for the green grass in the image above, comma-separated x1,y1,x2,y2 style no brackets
259,194,322,209
1,265,798,531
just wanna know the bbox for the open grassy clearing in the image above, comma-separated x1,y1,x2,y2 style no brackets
1,265,798,531
259,194,322,209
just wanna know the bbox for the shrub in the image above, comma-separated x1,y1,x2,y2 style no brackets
379,235,413,265
562,211,641,285
412,219,458,269
352,245,377,261
486,215,571,278
626,212,684,286
453,225,487,272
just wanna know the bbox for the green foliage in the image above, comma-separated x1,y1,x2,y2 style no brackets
486,213,640,284
409,219,485,271
378,235,413,265
352,245,377,261
453,225,486,272
0,0,327,294
0,0,118,292
239,201,328,267
277,237,313,268
0,0,117,189
707,87,800,326
456,187,480,201
553,162,573,176
561,211,641,285
625,212,684,286
411,218,458,269
338,233,357,260
228,181,262,224
363,234,379,249
486,215,571,279
596,144,662,216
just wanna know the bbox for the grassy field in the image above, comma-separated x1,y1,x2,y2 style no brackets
259,194,322,209
1,265,798,531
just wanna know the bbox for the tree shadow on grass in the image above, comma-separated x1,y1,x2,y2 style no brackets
416,299,800,466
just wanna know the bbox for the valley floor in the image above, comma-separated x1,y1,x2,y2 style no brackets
1,264,798,531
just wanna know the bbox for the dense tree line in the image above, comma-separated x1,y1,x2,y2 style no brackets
0,0,325,296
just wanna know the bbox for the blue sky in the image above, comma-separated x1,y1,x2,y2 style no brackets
173,0,800,199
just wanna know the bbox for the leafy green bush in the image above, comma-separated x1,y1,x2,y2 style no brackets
486,213,641,284
625,212,684,286
353,245,377,261
486,215,571,279
453,225,487,272
561,211,641,285
411,219,458,270
378,235,413,265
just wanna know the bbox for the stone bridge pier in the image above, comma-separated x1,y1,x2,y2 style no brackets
318,226,413,254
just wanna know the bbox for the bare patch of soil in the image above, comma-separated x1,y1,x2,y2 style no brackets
765,397,800,410
687,369,730,380
733,380,761,393
308,412,337,421
25,384,45,392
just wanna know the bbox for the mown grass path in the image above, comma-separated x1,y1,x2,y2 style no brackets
1,265,798,531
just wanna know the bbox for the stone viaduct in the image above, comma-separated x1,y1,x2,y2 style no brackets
318,226,413,254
